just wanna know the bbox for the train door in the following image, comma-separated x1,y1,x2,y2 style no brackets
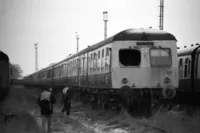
179,58,184,79
105,47,112,87
195,53,200,92
109,48,112,73
184,57,192,92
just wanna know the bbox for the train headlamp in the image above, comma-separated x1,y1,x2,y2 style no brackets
122,78,128,84
164,77,171,84
162,86,176,99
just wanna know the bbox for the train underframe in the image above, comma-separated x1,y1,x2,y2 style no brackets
164,91,200,115
29,83,165,117
68,87,163,117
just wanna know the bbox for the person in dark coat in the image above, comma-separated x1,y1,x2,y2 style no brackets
61,87,71,116
38,88,56,133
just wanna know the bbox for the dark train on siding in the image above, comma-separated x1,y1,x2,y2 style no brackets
176,43,200,104
24,28,179,116
0,50,10,100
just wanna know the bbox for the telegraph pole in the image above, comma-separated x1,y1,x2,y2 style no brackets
159,0,164,30
34,43,38,72
103,11,108,40
76,32,79,52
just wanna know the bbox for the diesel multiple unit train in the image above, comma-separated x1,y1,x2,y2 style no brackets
177,44,200,105
0,50,10,100
24,28,179,116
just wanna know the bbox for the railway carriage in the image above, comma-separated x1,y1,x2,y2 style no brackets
177,44,200,104
25,28,178,116
0,50,10,100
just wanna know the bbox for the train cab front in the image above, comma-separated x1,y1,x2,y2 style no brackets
111,41,178,100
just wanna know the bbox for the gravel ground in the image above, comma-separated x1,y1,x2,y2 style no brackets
1,86,200,133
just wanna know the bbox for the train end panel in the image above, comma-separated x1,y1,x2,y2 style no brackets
111,40,178,100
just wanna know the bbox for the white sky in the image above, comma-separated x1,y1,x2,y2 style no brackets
0,0,200,76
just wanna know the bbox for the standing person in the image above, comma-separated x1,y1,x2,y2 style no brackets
61,87,71,116
38,88,56,133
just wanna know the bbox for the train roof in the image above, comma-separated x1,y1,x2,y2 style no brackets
28,28,177,76
0,50,9,62
178,43,200,56
110,28,177,41
62,28,177,61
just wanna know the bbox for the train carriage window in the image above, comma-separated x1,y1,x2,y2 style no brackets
59,66,61,77
55,67,57,77
64,64,66,76
59,66,62,77
72,59,74,74
47,70,51,78
179,58,183,78
72,60,74,72
184,58,189,78
61,65,64,77
71,61,72,75
74,59,76,68
50,70,52,77
188,59,191,78
93,53,95,72
150,48,171,67
106,47,109,56
119,49,141,66
101,49,104,71
93,53,96,72
47,70,49,78
95,53,98,71
88,55,90,63
53,68,55,77
102,49,104,57
179,59,183,68
76,59,78,74
74,59,77,74
87,55,90,73
184,58,191,78
85,55,87,74
81,57,84,75
98,51,101,72
69,62,71,75
82,57,84,74
93,53,95,60
90,54,93,73
80,58,82,74
98,51,100,59
55,67,58,77
74,59,76,74
42,72,44,79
